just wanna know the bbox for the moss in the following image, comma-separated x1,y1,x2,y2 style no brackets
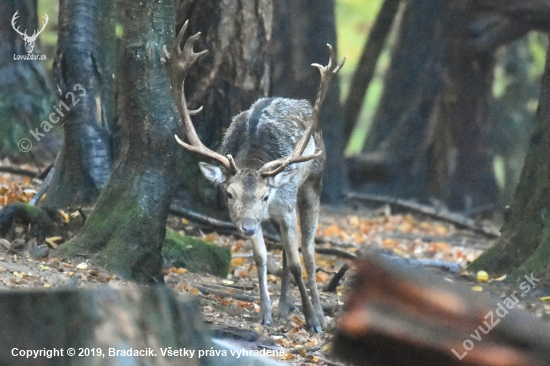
162,228,231,277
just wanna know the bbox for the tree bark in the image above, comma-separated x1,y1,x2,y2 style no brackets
348,0,444,200
174,0,273,216
43,0,115,208
60,0,178,282
349,0,522,212
0,285,212,366
470,46,550,283
428,1,499,211
0,0,59,165
271,0,347,204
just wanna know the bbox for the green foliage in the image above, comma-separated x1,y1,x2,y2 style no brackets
162,229,231,278
336,0,391,155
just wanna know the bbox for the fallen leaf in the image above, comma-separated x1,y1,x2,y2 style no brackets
231,257,246,267
472,286,483,292
76,262,88,270
58,210,70,223
45,237,61,248
316,272,330,283
477,271,489,282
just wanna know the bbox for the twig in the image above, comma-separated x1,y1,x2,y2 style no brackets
169,205,235,229
266,241,357,260
195,284,259,302
30,165,55,206
0,166,38,178
346,192,500,238
324,264,350,292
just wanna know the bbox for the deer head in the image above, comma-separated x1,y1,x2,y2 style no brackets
163,21,344,236
12,11,48,54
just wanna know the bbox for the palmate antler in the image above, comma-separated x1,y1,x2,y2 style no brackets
258,45,346,177
163,21,238,174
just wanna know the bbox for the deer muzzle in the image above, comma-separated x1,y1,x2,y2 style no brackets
239,217,258,236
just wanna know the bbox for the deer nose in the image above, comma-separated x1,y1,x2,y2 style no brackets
240,218,258,236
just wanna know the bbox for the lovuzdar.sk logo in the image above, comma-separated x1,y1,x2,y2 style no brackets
12,10,48,61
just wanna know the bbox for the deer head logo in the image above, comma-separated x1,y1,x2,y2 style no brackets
11,11,48,54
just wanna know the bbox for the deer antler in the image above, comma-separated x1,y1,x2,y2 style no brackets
11,11,28,39
29,13,48,40
163,20,238,174
259,44,346,177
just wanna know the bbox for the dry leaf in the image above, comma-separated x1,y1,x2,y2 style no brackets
58,210,70,223
231,257,246,267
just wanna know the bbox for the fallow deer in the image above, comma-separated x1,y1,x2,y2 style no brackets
163,21,344,332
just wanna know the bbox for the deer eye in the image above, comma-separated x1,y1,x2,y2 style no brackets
263,195,269,202
227,192,233,199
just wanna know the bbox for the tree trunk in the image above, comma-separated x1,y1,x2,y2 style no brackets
428,2,499,211
0,285,212,366
271,0,347,203
60,0,179,282
173,0,273,216
349,0,522,212
470,46,550,284
348,0,444,200
0,0,59,165
43,0,115,208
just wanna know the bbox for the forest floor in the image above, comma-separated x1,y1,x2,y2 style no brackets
2,166,550,365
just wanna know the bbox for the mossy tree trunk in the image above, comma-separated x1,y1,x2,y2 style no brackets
470,47,550,284
271,0,346,204
173,0,273,217
62,0,179,282
43,0,115,208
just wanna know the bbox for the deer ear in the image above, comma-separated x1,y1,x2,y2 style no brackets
199,162,226,184
267,169,300,188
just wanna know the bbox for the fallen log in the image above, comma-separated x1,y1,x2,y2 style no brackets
332,255,550,366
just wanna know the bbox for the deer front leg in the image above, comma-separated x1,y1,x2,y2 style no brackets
278,210,322,333
298,183,324,326
251,228,272,325
278,249,293,319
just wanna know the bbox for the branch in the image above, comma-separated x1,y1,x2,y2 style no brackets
0,166,38,178
346,192,500,238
